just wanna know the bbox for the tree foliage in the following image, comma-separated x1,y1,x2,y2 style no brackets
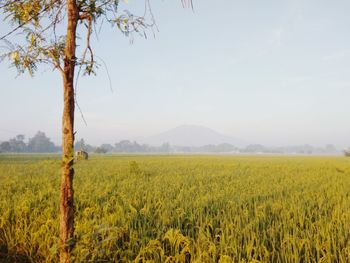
1,0,192,77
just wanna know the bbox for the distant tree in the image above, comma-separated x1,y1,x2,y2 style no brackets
74,138,86,151
83,143,96,153
8,134,27,152
299,144,313,155
1,1,192,261
159,142,171,152
94,146,108,154
199,143,237,153
100,143,114,152
242,144,266,153
15,134,25,141
28,131,57,152
114,140,154,152
0,141,11,152
115,140,134,152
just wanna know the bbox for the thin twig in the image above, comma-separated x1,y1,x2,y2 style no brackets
74,14,94,127
96,55,113,93
75,98,88,126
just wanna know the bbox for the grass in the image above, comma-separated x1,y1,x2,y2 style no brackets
1,154,350,262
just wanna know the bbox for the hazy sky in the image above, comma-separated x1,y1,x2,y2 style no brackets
1,0,350,147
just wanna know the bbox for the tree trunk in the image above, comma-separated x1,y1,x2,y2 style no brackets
60,1,78,262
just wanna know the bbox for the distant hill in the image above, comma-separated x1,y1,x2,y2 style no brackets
141,125,246,147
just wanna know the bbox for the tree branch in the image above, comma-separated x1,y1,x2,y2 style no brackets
0,4,52,41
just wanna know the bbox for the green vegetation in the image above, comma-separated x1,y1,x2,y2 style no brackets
1,155,350,262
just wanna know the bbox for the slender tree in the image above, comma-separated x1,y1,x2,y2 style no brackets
0,1,192,262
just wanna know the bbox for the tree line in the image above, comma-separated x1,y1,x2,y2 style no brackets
0,133,340,155
0,132,59,153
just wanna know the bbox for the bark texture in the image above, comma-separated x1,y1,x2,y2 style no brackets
60,0,78,262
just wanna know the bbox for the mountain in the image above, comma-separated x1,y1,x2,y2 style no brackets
141,125,246,147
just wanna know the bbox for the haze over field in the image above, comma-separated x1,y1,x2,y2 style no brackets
140,125,246,147
1,0,350,148
0,125,340,155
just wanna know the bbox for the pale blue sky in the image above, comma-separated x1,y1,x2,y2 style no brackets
1,0,350,147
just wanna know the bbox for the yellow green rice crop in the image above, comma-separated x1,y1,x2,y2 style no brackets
1,155,350,262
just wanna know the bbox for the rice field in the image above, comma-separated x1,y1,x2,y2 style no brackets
1,154,350,262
